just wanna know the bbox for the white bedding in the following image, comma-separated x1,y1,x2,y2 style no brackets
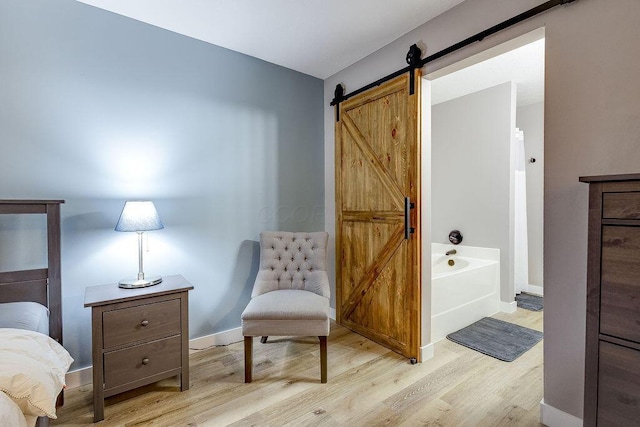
0,328,73,424
0,390,32,427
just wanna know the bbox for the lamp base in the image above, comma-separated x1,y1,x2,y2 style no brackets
118,276,163,289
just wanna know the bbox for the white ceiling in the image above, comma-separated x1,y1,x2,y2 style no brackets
430,38,545,107
75,0,467,79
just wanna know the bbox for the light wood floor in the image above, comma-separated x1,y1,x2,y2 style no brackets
53,308,543,426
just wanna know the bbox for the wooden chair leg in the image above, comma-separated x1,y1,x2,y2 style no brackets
260,336,268,344
319,336,327,383
244,336,253,383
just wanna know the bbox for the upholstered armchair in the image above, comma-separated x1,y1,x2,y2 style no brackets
241,231,330,383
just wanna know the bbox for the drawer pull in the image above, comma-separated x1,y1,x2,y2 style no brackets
141,320,149,327
142,357,150,365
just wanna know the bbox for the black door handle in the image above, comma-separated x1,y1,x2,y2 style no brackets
404,197,415,239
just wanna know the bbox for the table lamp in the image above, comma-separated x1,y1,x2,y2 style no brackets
115,200,164,288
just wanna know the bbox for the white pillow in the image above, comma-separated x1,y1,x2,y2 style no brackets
0,302,49,335
0,328,73,418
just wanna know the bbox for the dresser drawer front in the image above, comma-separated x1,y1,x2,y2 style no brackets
603,192,640,219
601,226,640,343
103,299,181,348
597,341,640,425
104,335,182,389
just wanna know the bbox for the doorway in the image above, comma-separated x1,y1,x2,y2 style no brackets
423,28,545,347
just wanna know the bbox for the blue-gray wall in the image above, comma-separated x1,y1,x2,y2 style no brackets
0,0,324,370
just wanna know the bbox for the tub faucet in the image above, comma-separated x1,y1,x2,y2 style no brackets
445,249,457,256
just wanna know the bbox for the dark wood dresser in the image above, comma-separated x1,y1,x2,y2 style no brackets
580,174,640,426
84,274,193,422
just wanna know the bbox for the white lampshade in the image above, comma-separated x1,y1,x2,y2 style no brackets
114,200,163,288
115,201,164,232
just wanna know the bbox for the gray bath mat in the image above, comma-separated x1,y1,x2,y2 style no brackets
516,292,543,311
446,317,543,362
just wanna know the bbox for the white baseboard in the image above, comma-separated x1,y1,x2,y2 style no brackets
188,326,243,350
420,342,434,362
65,365,93,390
540,399,583,427
527,285,544,296
500,300,517,313
66,326,245,389
330,307,336,320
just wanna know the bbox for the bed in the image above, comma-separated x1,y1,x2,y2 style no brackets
0,200,73,427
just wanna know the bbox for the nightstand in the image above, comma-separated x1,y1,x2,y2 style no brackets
84,274,193,422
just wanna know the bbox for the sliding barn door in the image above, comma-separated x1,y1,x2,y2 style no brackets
335,73,421,360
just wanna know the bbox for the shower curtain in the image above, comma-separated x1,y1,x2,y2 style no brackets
514,128,529,295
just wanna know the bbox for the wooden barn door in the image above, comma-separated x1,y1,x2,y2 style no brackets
335,73,421,361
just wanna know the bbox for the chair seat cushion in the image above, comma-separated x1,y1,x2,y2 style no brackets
241,289,330,337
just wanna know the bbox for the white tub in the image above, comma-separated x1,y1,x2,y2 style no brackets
431,243,500,342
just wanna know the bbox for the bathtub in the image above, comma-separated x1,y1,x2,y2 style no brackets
431,243,500,342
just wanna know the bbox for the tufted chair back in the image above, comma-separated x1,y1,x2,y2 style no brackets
252,231,329,299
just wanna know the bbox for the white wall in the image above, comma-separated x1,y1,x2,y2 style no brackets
517,102,544,291
324,0,640,421
432,82,516,302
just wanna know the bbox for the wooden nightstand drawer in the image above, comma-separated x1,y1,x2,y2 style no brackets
104,335,182,389
103,298,181,348
85,275,193,422
603,192,640,219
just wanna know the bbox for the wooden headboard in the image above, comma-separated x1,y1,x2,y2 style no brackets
0,200,64,345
